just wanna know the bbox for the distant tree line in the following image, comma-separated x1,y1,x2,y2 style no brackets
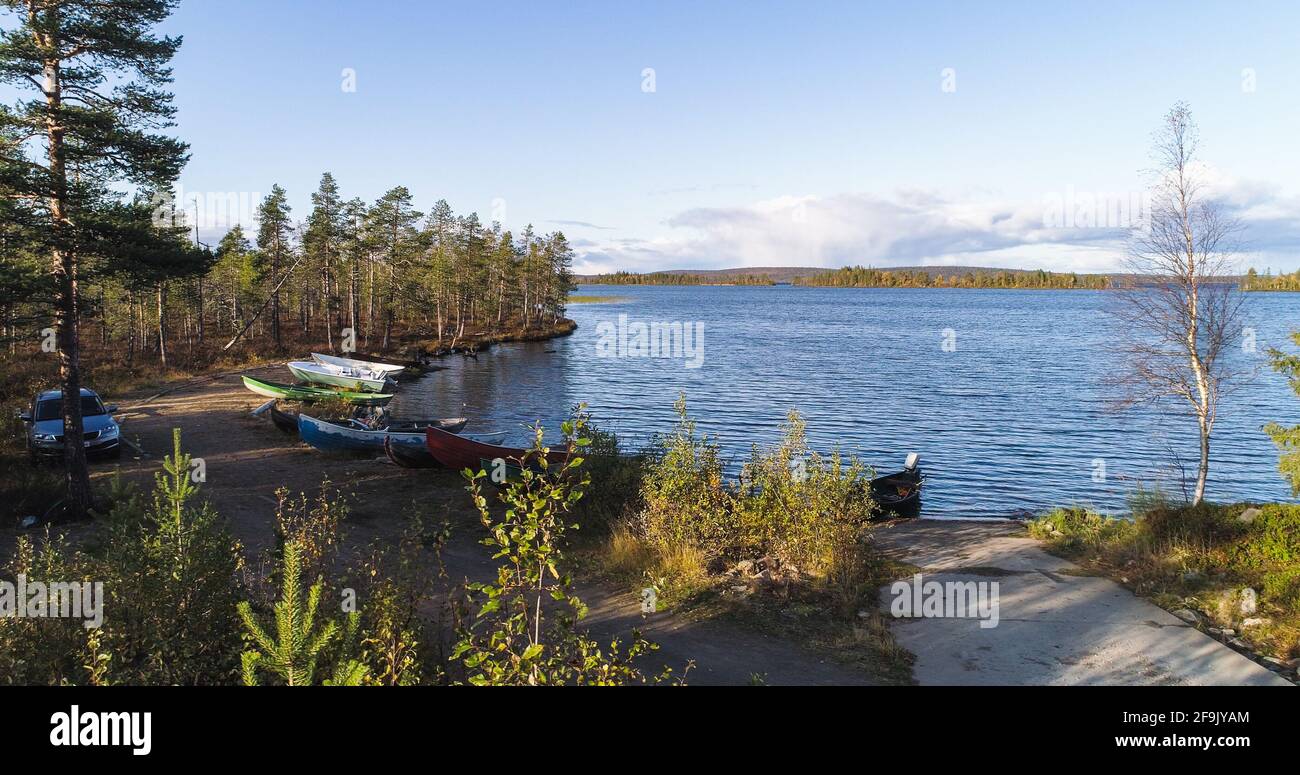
584,271,775,286
1240,267,1300,292
793,266,1110,289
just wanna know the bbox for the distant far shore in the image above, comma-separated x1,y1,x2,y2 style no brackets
578,264,1292,291
579,265,1108,290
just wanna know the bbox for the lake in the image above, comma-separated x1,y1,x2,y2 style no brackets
392,284,1300,519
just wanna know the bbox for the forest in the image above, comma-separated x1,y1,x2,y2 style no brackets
581,270,776,286
1241,267,1300,291
793,266,1111,289
1,175,578,365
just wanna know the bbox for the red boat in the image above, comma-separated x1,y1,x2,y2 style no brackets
424,426,569,471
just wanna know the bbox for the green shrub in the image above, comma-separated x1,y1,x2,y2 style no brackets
0,429,246,685
97,430,246,685
735,411,875,575
571,406,647,531
1230,504,1300,567
0,531,100,685
636,395,735,553
454,414,676,685
621,398,879,614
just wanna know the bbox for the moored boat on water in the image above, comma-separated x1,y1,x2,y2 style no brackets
311,352,406,376
241,375,395,405
868,454,923,519
287,361,390,393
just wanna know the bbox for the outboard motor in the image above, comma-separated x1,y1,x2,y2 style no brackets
904,452,920,471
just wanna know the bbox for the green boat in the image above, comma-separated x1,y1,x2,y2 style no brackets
241,375,394,406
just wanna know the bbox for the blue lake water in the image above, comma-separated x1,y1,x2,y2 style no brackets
393,284,1300,519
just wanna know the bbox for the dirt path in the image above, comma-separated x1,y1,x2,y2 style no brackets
873,520,1292,686
98,365,877,686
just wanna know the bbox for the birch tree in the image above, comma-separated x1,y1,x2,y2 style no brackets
1115,102,1244,505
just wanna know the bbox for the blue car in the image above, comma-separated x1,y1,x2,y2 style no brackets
19,388,122,461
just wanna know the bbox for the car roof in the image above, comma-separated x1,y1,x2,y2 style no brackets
37,388,98,400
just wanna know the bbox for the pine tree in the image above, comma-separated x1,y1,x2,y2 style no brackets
254,185,292,348
340,197,367,342
213,225,257,333
365,187,421,349
238,540,365,686
304,173,344,349
0,0,189,515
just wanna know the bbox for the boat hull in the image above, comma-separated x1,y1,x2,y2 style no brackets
479,456,546,485
312,352,405,376
299,414,465,454
241,375,394,405
424,426,567,471
869,468,922,519
287,361,389,393
384,436,439,468
269,402,299,434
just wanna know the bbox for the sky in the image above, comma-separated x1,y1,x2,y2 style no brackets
152,0,1300,273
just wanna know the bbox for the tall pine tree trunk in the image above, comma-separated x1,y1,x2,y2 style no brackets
271,247,281,348
43,49,92,515
156,281,167,367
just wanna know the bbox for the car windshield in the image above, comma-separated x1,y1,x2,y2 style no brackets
34,396,106,422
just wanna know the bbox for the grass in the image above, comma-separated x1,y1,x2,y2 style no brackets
1028,498,1300,671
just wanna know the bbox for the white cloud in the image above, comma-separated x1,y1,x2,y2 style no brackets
575,176,1300,274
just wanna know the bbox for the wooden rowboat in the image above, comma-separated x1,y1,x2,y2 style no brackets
241,375,394,405
424,426,568,471
311,352,406,376
286,361,390,393
299,413,467,454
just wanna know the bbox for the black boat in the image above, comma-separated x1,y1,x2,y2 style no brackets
383,435,440,468
269,402,299,434
868,454,922,519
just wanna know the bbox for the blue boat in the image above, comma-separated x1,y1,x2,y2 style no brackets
297,413,466,454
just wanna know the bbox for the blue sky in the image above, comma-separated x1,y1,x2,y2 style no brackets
159,0,1300,273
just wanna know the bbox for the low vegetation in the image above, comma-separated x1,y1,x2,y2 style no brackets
596,396,911,680
0,420,670,685
1028,496,1300,666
